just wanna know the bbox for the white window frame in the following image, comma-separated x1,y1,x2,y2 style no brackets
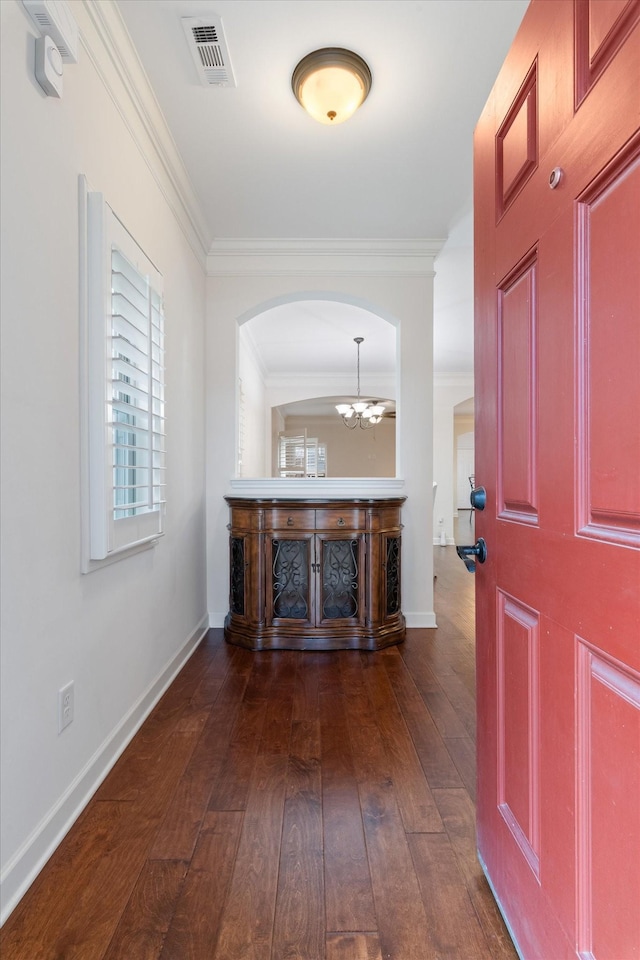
80,180,165,567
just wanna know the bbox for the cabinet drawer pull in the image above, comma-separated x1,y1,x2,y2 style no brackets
287,516,294,526
337,517,346,527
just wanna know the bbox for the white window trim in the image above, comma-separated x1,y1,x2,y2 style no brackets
79,176,165,571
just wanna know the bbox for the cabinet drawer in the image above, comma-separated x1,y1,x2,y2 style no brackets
315,507,365,531
266,508,316,531
368,505,401,532
228,506,261,532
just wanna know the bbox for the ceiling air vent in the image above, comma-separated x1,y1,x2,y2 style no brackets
181,16,236,88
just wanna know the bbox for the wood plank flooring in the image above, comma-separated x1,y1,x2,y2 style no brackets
0,536,518,959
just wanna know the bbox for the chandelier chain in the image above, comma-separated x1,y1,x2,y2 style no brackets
336,337,385,430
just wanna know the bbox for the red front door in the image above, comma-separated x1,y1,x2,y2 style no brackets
474,1,640,957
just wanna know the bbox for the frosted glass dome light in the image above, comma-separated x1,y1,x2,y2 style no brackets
292,48,372,125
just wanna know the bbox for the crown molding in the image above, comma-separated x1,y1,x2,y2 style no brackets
79,1,211,265
209,239,445,257
207,238,444,277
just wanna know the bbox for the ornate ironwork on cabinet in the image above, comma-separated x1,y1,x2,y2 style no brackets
224,497,406,650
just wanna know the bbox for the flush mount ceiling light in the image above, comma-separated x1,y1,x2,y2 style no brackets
291,47,372,125
336,338,386,429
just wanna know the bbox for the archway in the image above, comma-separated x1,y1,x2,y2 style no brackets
237,296,398,478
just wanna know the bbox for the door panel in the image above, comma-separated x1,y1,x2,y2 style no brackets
474,1,640,957
496,60,538,216
496,592,540,877
577,642,640,958
576,0,640,101
577,142,640,544
498,250,539,523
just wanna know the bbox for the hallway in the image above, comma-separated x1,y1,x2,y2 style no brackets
1,532,517,959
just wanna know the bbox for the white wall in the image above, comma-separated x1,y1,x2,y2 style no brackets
205,244,442,629
433,378,475,543
0,0,208,920
283,415,396,478
432,205,475,544
238,326,267,476
455,421,475,508
433,208,474,374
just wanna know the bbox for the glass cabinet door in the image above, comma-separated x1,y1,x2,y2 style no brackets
382,534,401,619
317,535,364,625
267,535,314,626
229,536,246,617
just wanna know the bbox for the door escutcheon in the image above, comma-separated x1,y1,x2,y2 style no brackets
470,486,487,510
456,538,487,573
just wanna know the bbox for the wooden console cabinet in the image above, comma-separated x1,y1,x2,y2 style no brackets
224,497,405,651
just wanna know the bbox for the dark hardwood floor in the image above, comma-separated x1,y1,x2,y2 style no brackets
1,523,518,959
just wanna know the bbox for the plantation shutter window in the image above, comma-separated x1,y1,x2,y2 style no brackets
278,431,327,478
87,192,165,560
278,433,306,477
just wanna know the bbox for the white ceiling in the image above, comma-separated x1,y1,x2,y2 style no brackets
116,0,528,377
243,301,397,417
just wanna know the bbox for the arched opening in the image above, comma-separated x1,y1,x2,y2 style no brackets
237,296,398,478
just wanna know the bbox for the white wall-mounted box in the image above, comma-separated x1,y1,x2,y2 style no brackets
23,0,78,63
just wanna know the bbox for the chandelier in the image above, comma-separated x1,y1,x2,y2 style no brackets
336,338,386,429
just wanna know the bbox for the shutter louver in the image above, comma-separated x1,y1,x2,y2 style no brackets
278,433,307,477
110,248,165,520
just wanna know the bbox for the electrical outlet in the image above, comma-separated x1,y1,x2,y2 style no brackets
58,681,74,733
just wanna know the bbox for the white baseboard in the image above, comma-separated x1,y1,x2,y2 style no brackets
0,613,209,926
404,612,437,628
209,611,227,628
